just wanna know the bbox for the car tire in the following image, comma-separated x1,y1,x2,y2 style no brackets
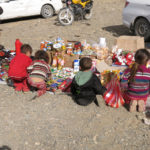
134,18,150,41
41,5,54,18
0,7,3,15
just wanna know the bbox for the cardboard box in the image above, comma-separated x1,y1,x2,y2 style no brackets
64,55,79,68
47,50,79,68
115,36,145,51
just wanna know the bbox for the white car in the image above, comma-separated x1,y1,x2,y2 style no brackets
123,0,150,41
0,0,63,21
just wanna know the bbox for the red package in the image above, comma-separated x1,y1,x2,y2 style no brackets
15,39,22,55
103,77,124,108
58,78,72,92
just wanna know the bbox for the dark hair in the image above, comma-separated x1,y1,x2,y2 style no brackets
0,45,4,50
129,49,150,83
34,50,49,63
21,44,32,54
80,57,92,71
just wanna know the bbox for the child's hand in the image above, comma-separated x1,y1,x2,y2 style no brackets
47,76,52,81
121,89,127,94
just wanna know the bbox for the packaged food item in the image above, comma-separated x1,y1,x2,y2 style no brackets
40,41,45,50
74,59,80,72
101,70,120,86
52,53,58,67
99,37,106,48
66,47,73,55
58,56,65,70
58,78,72,92
91,59,97,72
61,43,66,51
47,42,53,51
92,43,99,52
44,41,49,49
53,43,62,51
97,47,109,60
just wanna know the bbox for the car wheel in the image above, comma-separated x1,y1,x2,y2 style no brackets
41,5,54,18
0,7,3,15
135,18,150,41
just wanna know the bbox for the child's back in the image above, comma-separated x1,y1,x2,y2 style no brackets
27,50,51,99
8,44,32,92
121,49,150,112
71,57,106,106
121,65,150,100
9,53,32,78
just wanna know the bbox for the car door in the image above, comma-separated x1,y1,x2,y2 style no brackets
25,0,42,16
0,0,27,19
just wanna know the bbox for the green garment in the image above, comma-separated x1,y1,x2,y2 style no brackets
75,70,92,86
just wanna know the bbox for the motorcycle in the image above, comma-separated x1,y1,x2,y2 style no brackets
58,0,93,26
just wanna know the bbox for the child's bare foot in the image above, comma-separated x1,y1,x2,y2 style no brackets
15,87,22,92
138,100,145,112
23,87,30,93
129,100,137,112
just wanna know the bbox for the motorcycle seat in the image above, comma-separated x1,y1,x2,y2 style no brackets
72,0,91,8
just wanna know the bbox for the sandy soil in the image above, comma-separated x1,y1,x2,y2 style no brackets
0,0,150,150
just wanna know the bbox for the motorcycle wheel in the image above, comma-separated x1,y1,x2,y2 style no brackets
84,10,92,20
58,8,74,26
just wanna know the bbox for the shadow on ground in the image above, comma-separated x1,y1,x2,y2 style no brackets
103,25,150,49
0,145,11,150
102,25,132,37
0,16,42,24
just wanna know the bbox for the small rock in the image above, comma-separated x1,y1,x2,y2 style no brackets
25,141,28,145
35,142,40,146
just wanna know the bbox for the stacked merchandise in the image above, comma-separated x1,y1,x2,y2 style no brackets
0,45,15,83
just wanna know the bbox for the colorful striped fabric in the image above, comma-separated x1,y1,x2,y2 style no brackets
121,65,150,99
27,60,51,81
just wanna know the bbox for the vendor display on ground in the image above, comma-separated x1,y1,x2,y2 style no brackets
0,36,140,92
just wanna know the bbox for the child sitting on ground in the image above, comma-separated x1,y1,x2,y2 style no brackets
71,57,106,106
121,49,150,112
27,50,51,99
8,44,32,92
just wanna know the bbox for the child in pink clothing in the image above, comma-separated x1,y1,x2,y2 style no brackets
121,49,150,112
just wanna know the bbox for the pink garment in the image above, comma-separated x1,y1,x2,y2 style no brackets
28,77,46,97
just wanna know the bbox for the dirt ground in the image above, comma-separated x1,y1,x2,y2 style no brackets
0,0,150,150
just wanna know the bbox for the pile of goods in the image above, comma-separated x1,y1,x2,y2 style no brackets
112,46,134,66
39,37,111,92
0,45,15,82
0,36,136,94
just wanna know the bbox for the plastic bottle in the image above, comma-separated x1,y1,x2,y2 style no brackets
74,59,80,72
52,53,58,67
15,39,22,55
58,56,64,70
99,37,106,48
